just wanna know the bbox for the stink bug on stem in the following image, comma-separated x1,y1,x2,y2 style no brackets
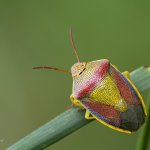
33,30,147,134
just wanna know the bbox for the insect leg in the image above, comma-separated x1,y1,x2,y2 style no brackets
85,110,95,120
122,71,130,79
70,94,82,106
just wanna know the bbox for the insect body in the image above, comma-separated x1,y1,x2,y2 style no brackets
33,30,147,134
70,59,147,133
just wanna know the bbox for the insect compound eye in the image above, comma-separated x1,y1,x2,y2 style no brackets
79,68,86,75
71,62,86,77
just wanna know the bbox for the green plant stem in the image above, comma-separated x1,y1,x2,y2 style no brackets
7,67,150,150
136,93,150,150
7,107,91,150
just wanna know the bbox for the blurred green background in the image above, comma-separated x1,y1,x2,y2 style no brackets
0,1,150,150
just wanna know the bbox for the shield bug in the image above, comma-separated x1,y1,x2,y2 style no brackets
33,30,147,134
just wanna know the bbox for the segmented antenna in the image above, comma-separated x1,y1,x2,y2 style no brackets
32,66,69,73
33,29,80,72
69,28,80,63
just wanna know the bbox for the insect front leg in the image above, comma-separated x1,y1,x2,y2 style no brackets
122,71,130,79
85,110,95,120
70,94,82,106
